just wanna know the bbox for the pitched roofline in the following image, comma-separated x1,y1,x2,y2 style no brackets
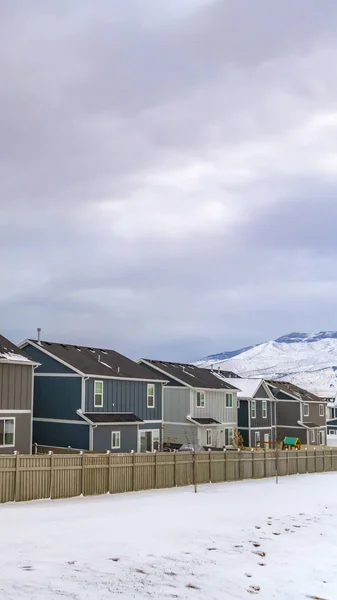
18,339,85,375
138,359,194,389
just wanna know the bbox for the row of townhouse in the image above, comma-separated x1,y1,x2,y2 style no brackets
0,332,330,454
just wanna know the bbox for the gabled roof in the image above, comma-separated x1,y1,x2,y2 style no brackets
22,340,167,381
218,377,269,399
139,359,240,390
267,380,323,403
0,334,37,366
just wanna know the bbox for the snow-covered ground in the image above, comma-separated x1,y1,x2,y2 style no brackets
1,474,337,599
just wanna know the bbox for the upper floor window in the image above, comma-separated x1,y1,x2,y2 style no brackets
226,394,233,408
147,384,155,408
319,404,325,417
303,403,309,417
94,380,103,407
196,391,205,408
0,418,15,447
251,400,256,419
262,400,267,419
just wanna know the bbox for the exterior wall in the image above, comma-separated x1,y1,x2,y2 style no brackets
163,423,196,446
255,384,270,399
276,400,300,427
163,387,190,422
85,379,163,422
0,363,33,410
198,425,226,448
250,427,273,447
33,376,82,420
276,426,306,444
0,412,32,454
21,344,75,374
238,400,248,428
302,402,326,428
239,428,249,447
33,420,89,449
250,398,274,428
93,425,138,453
191,389,238,426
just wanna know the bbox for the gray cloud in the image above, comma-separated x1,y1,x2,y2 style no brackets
1,0,337,360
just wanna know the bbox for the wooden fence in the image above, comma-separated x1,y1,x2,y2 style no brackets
1,448,337,504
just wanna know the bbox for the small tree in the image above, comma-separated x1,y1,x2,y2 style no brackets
232,429,245,449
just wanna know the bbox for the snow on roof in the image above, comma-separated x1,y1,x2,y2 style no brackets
0,352,32,363
219,377,265,398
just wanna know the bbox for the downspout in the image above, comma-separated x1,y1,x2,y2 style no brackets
30,363,40,453
81,376,89,412
248,399,251,448
77,409,96,452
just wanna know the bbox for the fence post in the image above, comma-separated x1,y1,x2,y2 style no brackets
80,451,85,496
286,450,290,475
331,448,334,471
323,448,326,472
238,449,241,480
296,448,299,474
305,448,308,473
224,449,227,482
209,449,212,483
264,449,267,478
132,451,136,491
251,449,255,478
314,447,317,472
14,452,20,502
154,451,158,489
107,451,112,494
49,451,54,499
174,451,177,487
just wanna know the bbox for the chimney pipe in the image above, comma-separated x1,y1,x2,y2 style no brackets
37,328,41,345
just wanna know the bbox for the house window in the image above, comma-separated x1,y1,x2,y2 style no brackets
206,429,212,446
0,418,15,447
94,380,103,407
111,431,121,449
255,431,260,446
251,401,256,419
262,400,267,419
311,429,315,443
303,403,309,417
226,394,233,408
237,398,240,409
196,391,205,408
319,430,325,445
224,428,233,445
139,429,160,452
329,430,336,435
147,384,155,408
319,404,325,417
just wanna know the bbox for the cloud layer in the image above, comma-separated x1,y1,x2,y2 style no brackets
1,0,337,360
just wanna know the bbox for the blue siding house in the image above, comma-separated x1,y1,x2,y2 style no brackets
19,337,167,453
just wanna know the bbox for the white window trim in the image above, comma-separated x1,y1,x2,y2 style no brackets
303,403,309,417
206,429,212,446
237,398,240,409
111,431,121,449
196,391,205,409
94,380,104,408
0,417,15,448
319,404,325,417
329,429,336,435
262,400,267,419
255,431,260,445
147,384,155,409
226,393,233,408
224,427,234,446
251,401,256,419
311,429,315,442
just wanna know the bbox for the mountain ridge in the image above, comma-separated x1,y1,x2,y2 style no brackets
194,331,337,395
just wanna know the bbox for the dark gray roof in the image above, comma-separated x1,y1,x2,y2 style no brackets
0,334,35,363
211,369,241,379
267,380,323,403
191,417,221,425
84,413,143,424
300,421,320,429
27,340,167,380
140,359,240,390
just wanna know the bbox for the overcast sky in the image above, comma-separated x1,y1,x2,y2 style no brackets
1,0,337,361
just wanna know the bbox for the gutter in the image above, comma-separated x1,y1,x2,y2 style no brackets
77,409,97,452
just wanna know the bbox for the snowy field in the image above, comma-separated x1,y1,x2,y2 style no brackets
1,474,337,599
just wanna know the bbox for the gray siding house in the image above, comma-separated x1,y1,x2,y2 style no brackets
138,360,239,449
0,334,38,454
19,337,166,453
267,381,327,445
221,377,276,448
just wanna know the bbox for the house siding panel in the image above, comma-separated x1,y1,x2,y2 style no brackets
0,412,32,454
93,425,137,453
302,402,326,427
163,388,190,422
255,384,270,399
163,423,195,446
85,379,162,421
250,399,273,428
21,345,75,374
33,377,82,420
191,389,238,426
33,420,89,449
276,401,300,426
0,364,33,411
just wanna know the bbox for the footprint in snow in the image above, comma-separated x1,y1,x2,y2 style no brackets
247,585,261,595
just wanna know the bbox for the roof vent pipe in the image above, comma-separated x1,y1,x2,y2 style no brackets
37,328,41,345
117,366,120,374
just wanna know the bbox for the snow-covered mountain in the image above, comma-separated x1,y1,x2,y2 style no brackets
195,332,337,396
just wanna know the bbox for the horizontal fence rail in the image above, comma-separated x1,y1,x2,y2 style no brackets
0,448,337,504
